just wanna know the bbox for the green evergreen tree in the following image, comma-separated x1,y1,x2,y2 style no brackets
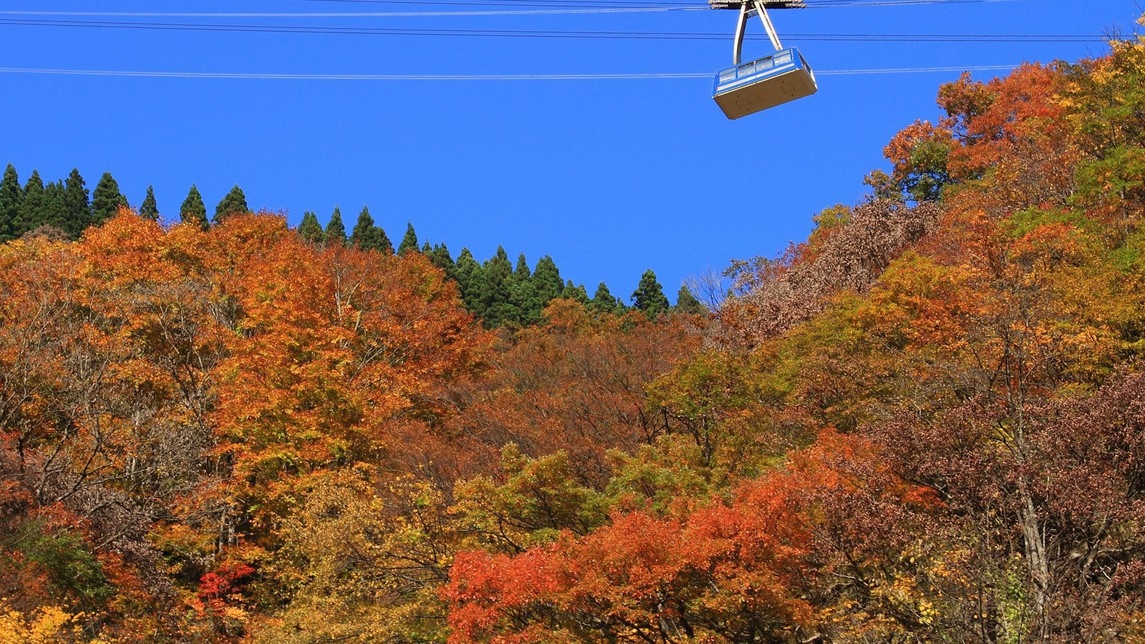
62,169,91,239
397,222,419,256
591,282,621,314
480,246,516,327
562,281,590,305
453,248,483,313
0,164,23,242
426,243,456,279
214,185,248,224
180,185,208,230
325,207,347,246
298,211,325,244
376,222,393,254
20,170,45,232
533,256,564,306
39,180,68,234
675,285,706,315
632,269,670,318
139,185,159,221
514,253,532,280
509,253,539,326
91,171,128,225
351,206,382,251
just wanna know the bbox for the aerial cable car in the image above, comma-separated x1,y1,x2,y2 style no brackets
710,0,816,119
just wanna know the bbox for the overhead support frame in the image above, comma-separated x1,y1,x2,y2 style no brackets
710,0,805,65
707,0,806,10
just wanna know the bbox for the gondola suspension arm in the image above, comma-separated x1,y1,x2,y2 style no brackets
734,0,783,64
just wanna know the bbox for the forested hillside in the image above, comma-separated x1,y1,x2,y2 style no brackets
2,26,1144,643
0,168,698,331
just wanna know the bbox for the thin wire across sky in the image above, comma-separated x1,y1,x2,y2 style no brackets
0,64,1021,80
0,0,1024,13
0,0,1038,20
0,0,1106,43
0,17,1106,42
0,0,1119,80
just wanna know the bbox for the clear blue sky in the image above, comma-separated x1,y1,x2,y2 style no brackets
0,0,1138,301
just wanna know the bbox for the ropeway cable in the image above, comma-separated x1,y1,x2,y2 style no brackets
0,64,1022,80
1,8,703,18
0,18,1109,43
0,0,1029,20
296,0,1018,7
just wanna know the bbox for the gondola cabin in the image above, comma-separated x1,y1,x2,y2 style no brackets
709,0,814,119
713,47,816,119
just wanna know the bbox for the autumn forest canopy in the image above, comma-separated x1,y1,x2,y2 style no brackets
0,167,700,331
2,26,1145,643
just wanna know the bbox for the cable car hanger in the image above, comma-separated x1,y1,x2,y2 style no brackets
711,0,817,119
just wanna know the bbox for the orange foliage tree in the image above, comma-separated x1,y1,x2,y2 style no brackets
444,432,940,643
443,298,703,487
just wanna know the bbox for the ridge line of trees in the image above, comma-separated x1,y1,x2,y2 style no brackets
0,164,706,328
